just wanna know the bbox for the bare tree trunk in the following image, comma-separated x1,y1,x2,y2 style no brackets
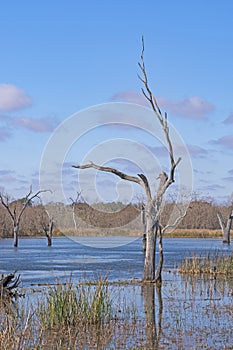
144,228,156,281
144,204,157,281
49,219,53,246
141,204,146,252
42,217,54,246
217,209,233,244
47,219,53,246
155,226,163,284
13,224,18,247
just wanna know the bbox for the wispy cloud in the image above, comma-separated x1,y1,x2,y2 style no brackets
0,170,15,176
110,90,214,120
209,134,233,149
186,144,208,158
158,96,214,120
149,144,208,158
223,176,233,182
223,169,233,182
110,91,149,107
0,84,32,111
0,113,58,137
223,113,233,125
13,117,57,132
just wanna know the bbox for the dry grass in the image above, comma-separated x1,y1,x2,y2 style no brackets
61,228,226,238
164,228,223,238
178,252,233,276
0,274,233,349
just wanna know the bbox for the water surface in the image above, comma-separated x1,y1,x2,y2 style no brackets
0,236,231,286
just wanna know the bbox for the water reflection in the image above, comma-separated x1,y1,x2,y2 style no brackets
0,273,232,349
142,283,163,349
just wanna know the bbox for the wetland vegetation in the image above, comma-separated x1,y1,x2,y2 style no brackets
0,237,232,349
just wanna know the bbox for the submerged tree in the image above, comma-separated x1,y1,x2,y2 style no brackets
73,38,181,283
40,206,54,246
0,187,48,247
217,208,233,244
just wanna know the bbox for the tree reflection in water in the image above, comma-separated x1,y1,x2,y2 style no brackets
142,283,163,349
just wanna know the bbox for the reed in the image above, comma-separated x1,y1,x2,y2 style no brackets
0,275,232,349
178,251,233,276
39,275,113,329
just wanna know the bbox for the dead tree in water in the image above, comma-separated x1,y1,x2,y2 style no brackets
41,208,54,246
217,209,233,244
73,38,181,283
0,187,49,247
69,191,82,230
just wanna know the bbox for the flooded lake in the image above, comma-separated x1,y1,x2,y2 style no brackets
0,236,232,286
0,236,232,349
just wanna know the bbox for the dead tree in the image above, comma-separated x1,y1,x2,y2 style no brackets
0,187,49,247
41,208,54,246
217,209,233,244
73,38,181,283
69,191,82,230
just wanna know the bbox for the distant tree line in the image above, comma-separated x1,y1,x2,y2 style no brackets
0,198,232,238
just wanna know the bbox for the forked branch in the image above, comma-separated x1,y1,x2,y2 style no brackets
138,36,181,187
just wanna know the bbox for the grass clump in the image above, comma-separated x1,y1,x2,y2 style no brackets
39,275,112,329
178,252,233,276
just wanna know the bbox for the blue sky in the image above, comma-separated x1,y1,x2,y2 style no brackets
0,0,233,204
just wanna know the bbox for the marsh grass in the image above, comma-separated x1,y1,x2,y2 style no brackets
39,275,112,329
0,274,232,349
62,228,224,238
178,251,233,276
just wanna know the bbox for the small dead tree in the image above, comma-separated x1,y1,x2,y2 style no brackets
217,209,233,244
73,38,181,283
41,208,54,246
69,191,82,230
0,187,49,247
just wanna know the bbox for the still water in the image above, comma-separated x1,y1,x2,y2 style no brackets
0,236,231,287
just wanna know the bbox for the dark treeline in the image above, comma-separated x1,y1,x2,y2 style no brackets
0,199,232,238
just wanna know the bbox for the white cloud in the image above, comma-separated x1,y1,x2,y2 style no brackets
110,90,214,120
223,113,233,125
210,134,233,149
110,91,149,107
158,96,214,120
0,84,32,111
